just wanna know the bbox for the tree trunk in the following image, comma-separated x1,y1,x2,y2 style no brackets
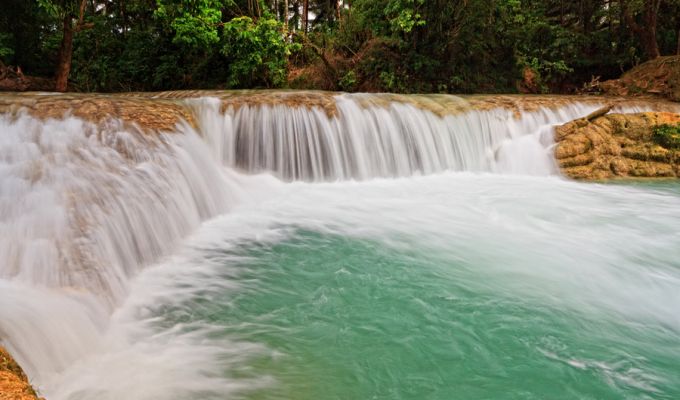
621,0,660,60
54,0,91,92
55,14,74,92
641,0,660,59
639,29,660,59
677,19,680,55
303,0,309,34
121,0,126,34
292,0,298,32
284,0,289,28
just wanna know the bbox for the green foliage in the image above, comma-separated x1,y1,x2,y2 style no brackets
154,0,231,50
0,33,13,61
1,0,679,93
379,71,403,92
385,0,426,34
35,0,63,18
653,124,680,149
500,0,576,92
221,16,300,88
339,70,357,91
518,56,573,93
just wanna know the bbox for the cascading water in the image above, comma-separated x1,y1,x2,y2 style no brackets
1,92,679,400
0,112,238,302
0,111,243,383
191,94,610,180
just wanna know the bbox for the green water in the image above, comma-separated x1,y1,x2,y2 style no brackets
169,229,679,400
125,176,680,400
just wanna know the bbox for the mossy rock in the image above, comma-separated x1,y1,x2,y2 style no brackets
555,112,680,180
652,124,680,149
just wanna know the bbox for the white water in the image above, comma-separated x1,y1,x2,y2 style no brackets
0,94,678,399
192,95,616,180
0,112,244,384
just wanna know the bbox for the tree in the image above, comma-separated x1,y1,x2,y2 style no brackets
303,0,309,33
2,0,680,93
221,15,300,87
284,0,289,28
622,0,662,60
154,0,227,50
38,0,93,91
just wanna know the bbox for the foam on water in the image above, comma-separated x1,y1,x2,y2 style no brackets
34,173,680,399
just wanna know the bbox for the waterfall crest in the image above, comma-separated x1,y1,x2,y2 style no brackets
193,94,606,181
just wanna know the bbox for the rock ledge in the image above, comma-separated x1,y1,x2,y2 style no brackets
555,112,680,180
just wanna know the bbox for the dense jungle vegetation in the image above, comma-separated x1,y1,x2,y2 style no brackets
1,0,679,93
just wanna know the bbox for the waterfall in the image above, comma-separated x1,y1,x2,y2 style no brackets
192,94,608,181
0,92,674,399
0,113,238,303
0,111,242,382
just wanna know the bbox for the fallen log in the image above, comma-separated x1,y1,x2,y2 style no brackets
584,105,612,121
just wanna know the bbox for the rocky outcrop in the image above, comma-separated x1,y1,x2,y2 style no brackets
0,93,195,132
0,347,42,400
555,112,680,180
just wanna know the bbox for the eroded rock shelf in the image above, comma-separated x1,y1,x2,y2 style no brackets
555,112,680,180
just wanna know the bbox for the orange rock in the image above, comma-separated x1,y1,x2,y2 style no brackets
555,112,680,180
0,347,42,400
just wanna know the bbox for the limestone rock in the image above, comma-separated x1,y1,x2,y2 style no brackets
0,93,195,132
554,112,680,180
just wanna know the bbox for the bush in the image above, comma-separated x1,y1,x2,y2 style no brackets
339,70,357,91
0,32,13,61
221,16,301,88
